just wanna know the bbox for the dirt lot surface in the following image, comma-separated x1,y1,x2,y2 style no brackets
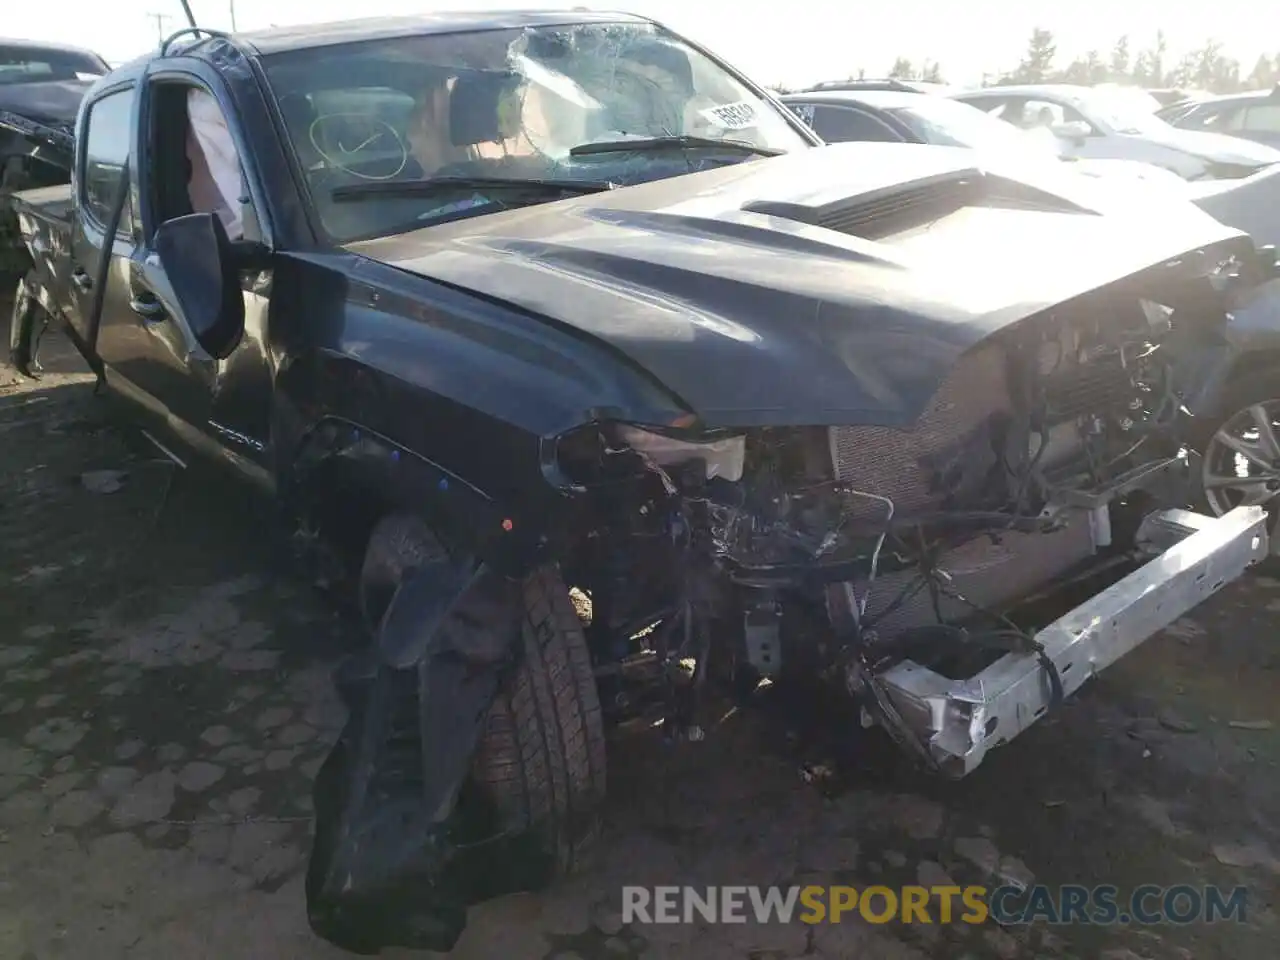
3,332,1280,960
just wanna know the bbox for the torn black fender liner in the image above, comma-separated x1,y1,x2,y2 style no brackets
305,561,552,954
8,275,46,377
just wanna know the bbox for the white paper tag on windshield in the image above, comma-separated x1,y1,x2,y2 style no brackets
699,100,760,130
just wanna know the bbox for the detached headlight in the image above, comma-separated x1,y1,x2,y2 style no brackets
616,425,746,482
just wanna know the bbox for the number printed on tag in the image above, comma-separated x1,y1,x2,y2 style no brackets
700,100,759,130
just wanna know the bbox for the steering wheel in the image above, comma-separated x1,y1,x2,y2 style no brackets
308,113,409,181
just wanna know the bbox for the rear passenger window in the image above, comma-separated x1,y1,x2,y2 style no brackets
786,102,816,127
1192,107,1236,130
811,105,902,143
1241,104,1280,133
81,88,135,234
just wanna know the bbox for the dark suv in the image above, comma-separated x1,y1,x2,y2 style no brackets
1162,85,1280,147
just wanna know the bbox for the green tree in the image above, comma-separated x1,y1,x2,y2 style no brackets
1131,51,1154,84
1167,52,1197,87
1085,50,1107,84
1192,39,1224,88
1109,35,1131,81
1186,39,1243,92
889,57,916,80
1247,54,1275,90
1212,57,1242,92
920,61,944,83
1132,31,1168,86
1057,50,1105,85
1010,27,1057,83
1059,57,1090,84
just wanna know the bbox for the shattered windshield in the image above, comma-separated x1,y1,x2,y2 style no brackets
262,21,810,241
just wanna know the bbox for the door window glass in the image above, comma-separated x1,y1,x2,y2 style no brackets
81,88,135,234
1241,104,1280,133
811,105,902,142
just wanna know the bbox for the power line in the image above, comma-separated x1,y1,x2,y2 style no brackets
145,12,173,44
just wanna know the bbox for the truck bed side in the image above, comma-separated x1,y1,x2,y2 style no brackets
1,108,76,279
6,183,76,372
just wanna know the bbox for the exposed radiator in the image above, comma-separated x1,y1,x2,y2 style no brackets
828,342,1012,517
1043,351,1136,421
860,521,1095,634
828,339,1098,630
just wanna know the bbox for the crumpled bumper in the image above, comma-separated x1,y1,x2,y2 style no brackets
878,505,1269,777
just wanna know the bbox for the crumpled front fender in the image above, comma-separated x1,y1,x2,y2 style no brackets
377,559,521,669
306,560,527,954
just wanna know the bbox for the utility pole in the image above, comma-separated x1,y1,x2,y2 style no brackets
229,0,238,31
145,11,172,44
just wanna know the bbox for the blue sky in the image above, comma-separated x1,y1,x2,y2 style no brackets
10,0,1270,88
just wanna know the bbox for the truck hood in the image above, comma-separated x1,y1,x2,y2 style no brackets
1189,163,1280,250
347,142,1250,428
1065,157,1189,189
0,79,91,126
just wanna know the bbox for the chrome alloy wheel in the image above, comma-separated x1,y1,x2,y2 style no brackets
1201,400,1280,515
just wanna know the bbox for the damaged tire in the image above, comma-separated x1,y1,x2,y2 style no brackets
308,514,607,952
358,513,606,873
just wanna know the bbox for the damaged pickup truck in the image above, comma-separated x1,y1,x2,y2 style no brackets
7,10,1280,953
0,39,108,280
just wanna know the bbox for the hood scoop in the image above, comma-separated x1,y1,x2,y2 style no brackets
744,169,1092,241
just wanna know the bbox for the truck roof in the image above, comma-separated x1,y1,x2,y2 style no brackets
236,9,648,55
91,10,658,91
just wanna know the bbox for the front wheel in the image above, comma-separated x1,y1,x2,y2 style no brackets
1191,367,1280,518
357,513,607,874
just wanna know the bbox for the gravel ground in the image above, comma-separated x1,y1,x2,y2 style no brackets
2,331,1279,960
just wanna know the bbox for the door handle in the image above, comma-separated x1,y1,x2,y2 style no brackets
71,268,93,293
129,295,165,320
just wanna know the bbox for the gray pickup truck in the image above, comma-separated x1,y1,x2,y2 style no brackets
7,12,1280,953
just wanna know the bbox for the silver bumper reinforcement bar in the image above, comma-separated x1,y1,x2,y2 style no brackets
878,505,1269,777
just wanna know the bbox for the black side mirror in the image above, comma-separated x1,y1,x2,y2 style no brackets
152,212,245,360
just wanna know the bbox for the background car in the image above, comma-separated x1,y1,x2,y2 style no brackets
949,82,1280,179
1092,83,1163,114
1147,87,1210,108
1161,85,1280,147
801,77,955,95
779,87,1187,187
